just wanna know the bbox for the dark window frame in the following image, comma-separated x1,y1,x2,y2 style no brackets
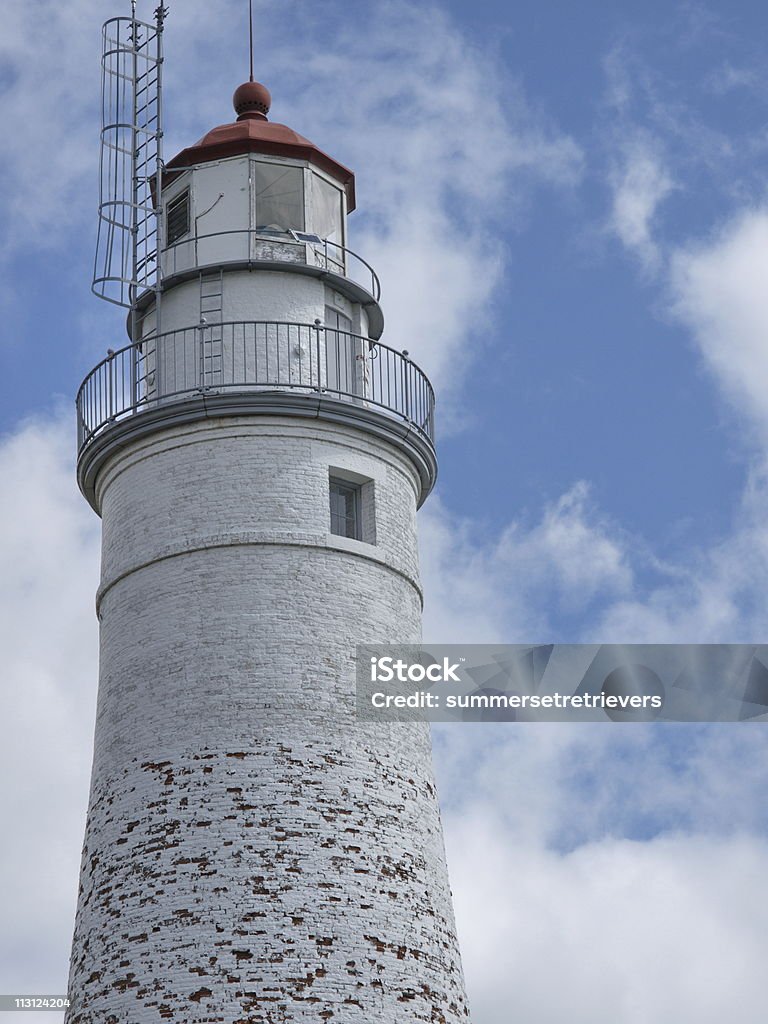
166,189,190,246
329,477,362,541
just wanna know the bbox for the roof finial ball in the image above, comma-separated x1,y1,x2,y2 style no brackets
233,80,271,121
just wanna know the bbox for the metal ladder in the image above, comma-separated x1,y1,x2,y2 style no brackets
199,269,224,386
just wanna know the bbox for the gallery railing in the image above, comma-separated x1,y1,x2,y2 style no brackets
157,231,381,301
76,320,434,453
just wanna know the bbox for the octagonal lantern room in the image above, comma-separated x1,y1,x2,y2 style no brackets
137,80,384,341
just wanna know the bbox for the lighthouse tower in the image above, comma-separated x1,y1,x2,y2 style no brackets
67,34,470,1024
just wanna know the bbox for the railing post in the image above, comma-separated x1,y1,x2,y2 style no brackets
130,336,139,413
107,349,115,421
402,349,411,423
198,318,207,391
314,318,324,392
76,386,87,451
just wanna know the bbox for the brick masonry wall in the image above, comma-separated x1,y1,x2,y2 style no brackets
66,416,471,1024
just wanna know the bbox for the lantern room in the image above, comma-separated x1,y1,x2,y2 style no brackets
134,79,382,342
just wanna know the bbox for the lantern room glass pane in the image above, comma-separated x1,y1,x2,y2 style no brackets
312,173,343,245
252,161,304,231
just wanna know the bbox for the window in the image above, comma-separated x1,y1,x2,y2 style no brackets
329,477,361,540
311,173,343,245
252,161,304,231
166,189,190,245
329,469,376,544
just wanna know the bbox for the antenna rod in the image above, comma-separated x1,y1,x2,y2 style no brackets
249,0,254,81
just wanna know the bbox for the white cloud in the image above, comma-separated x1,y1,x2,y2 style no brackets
0,411,100,1003
420,483,633,643
432,721,768,1023
609,138,674,271
0,1,102,254
447,813,768,1024
706,62,761,95
589,46,768,646
420,447,768,650
434,721,768,855
671,208,768,440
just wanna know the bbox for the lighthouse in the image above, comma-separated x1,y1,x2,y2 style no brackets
66,17,471,1024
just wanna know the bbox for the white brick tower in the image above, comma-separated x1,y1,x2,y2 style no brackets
67,72,471,1024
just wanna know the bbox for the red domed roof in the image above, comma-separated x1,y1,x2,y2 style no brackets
165,81,356,211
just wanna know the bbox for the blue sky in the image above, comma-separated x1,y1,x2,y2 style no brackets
433,0,767,559
4,1,768,1021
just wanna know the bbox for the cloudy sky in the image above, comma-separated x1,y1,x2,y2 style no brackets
3,0,768,1021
